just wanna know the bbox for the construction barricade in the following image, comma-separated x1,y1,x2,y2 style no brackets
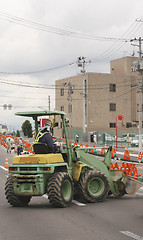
123,146,130,160
138,149,143,163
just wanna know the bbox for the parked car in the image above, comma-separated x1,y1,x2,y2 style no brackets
131,135,143,147
123,133,136,143
105,133,115,142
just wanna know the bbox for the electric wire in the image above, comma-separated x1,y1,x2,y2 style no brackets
0,11,129,42
97,86,137,102
90,20,143,64
0,12,141,75
0,62,75,75
0,77,137,90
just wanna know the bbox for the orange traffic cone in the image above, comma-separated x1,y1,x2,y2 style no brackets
120,162,127,172
91,145,96,153
74,142,77,146
4,158,9,168
113,162,119,170
138,149,143,163
112,145,117,158
105,143,108,151
62,140,66,146
123,146,130,160
101,147,105,155
109,162,114,170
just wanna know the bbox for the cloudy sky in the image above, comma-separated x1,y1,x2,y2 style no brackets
0,0,143,131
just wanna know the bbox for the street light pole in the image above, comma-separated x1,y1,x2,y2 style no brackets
116,115,123,150
116,116,118,150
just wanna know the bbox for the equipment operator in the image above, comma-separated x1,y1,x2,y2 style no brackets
34,120,57,153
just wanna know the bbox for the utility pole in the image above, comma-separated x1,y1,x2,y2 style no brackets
67,82,74,128
131,37,143,152
77,56,87,134
63,82,74,139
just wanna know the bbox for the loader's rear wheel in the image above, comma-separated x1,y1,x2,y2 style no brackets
5,175,31,207
47,172,73,207
79,170,109,203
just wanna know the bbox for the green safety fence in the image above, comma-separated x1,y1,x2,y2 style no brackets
66,128,139,148
96,131,138,148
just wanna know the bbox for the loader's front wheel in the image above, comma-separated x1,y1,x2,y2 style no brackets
79,170,109,203
47,172,73,207
5,175,31,207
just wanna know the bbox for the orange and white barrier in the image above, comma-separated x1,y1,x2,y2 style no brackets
4,158,9,168
138,149,143,163
123,146,130,160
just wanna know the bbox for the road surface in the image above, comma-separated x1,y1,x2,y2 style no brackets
0,145,143,240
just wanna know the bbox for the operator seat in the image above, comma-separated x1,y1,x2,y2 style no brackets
33,143,51,154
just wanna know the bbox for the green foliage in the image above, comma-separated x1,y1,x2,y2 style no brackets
16,130,20,137
11,131,16,136
22,120,32,138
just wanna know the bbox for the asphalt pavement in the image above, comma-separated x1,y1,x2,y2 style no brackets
0,145,143,240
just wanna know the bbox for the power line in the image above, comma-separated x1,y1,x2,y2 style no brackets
0,76,137,91
0,62,75,75
98,86,137,102
0,78,55,89
0,11,129,42
90,20,143,64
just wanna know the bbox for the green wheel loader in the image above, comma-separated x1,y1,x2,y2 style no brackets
5,110,142,207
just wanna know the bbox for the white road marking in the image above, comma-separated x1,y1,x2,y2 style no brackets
72,200,86,206
0,166,8,171
135,193,143,196
42,194,48,199
120,231,143,240
42,195,86,206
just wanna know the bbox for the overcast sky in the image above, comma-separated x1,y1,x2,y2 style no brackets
0,0,143,131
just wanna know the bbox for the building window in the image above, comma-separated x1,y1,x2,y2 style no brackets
109,84,116,92
68,104,72,113
61,88,64,96
61,106,64,111
110,123,116,128
137,104,143,112
126,123,132,128
110,103,116,111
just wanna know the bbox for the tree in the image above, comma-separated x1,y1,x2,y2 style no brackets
11,131,16,136
16,130,20,137
22,120,32,138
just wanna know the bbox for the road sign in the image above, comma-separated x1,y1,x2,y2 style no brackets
118,115,123,121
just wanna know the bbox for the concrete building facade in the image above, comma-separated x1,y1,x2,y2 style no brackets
55,57,141,136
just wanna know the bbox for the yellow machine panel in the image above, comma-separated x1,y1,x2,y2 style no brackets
12,153,65,164
73,164,87,181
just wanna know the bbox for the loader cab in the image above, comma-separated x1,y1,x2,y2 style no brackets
15,110,72,165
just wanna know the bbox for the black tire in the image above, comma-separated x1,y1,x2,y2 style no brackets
47,172,73,207
79,170,109,203
5,175,31,207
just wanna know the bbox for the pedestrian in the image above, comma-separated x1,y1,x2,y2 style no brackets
7,138,11,153
17,137,23,155
75,134,79,143
34,120,57,154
